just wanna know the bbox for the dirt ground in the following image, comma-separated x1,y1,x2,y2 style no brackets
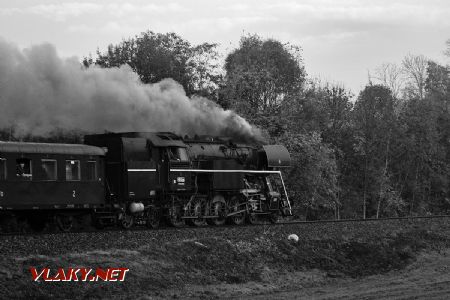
169,249,450,299
2,221,450,299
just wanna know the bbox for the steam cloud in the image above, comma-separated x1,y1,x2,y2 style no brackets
0,39,262,142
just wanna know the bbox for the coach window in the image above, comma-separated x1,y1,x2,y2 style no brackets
40,159,57,181
65,160,80,181
86,161,97,181
0,158,6,180
16,158,32,180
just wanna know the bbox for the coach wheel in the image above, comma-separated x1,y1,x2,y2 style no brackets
120,213,134,229
227,196,246,225
191,197,206,227
168,205,185,227
92,215,104,230
1,214,18,233
146,208,160,229
207,195,227,226
56,215,74,232
28,215,46,233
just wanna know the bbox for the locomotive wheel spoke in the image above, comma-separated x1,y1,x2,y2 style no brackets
246,213,258,225
120,213,134,229
207,196,227,226
168,206,185,227
56,215,74,232
146,208,160,229
227,196,246,225
192,198,206,227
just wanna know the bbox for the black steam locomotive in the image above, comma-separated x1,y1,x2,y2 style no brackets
0,132,291,232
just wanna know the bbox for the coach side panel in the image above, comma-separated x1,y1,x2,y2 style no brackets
0,153,105,210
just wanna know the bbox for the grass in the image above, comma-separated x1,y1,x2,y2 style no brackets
1,228,449,299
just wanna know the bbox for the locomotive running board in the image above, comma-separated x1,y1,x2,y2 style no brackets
170,169,282,174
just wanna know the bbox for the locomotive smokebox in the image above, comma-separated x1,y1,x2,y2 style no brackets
259,145,290,169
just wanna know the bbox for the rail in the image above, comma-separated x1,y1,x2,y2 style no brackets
1,214,449,236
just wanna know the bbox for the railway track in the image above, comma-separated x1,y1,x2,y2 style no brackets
1,214,450,237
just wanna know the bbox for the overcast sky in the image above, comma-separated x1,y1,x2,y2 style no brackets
1,0,449,94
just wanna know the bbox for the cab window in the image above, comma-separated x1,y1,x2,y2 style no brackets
0,158,6,180
168,147,189,162
16,158,32,180
65,160,80,181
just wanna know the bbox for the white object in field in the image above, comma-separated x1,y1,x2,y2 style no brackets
288,234,299,242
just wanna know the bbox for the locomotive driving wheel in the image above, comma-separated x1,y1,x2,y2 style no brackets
227,195,246,225
168,197,185,227
207,195,227,226
56,214,74,232
146,207,160,229
246,213,258,225
120,213,134,229
191,197,206,227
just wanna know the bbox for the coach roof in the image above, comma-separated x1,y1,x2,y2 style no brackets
0,142,105,156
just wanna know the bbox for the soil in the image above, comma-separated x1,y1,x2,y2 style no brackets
1,220,450,299
217,250,450,299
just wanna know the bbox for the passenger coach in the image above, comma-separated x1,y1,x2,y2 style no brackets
0,142,105,231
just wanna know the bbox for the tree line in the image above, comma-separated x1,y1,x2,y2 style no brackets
82,31,450,219
25,31,450,219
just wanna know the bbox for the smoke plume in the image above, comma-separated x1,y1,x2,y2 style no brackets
0,39,263,143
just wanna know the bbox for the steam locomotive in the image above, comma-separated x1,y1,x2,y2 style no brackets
0,132,291,232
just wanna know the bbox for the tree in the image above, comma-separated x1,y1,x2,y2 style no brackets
402,54,428,100
423,61,450,213
353,85,398,218
373,62,404,99
222,34,306,120
393,97,440,215
444,39,450,58
278,132,339,220
90,31,221,97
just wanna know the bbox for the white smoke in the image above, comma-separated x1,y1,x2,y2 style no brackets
0,38,262,142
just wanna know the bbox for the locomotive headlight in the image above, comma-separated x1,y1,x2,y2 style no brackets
177,177,185,183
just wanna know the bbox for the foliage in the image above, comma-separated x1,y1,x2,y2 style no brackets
352,85,400,218
87,31,221,98
401,54,428,100
221,34,306,117
277,132,339,219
